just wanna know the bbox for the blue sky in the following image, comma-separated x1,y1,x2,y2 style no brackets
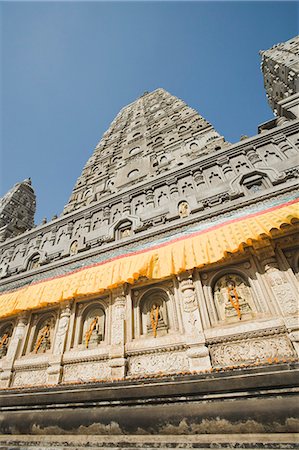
1,1,297,224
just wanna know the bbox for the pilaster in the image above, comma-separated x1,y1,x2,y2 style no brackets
253,239,299,357
47,301,72,384
0,312,29,388
109,287,127,379
177,271,211,371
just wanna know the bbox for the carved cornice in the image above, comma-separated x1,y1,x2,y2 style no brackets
206,326,287,346
0,186,298,293
0,121,298,253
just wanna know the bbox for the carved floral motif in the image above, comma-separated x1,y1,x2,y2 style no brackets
13,369,47,387
128,351,189,375
209,334,295,367
63,361,110,383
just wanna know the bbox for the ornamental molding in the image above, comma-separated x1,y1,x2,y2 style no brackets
0,121,298,253
13,362,48,371
0,184,298,293
63,353,109,365
206,326,287,346
126,344,186,357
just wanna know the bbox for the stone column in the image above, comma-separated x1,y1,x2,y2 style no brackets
254,239,299,357
102,206,110,225
47,301,72,385
167,177,179,199
246,147,262,167
109,287,127,379
145,189,155,209
122,195,131,215
0,312,29,388
217,157,234,180
177,271,211,371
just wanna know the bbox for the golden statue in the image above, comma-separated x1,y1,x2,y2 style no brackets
148,303,166,337
179,201,190,218
85,316,103,348
34,323,51,353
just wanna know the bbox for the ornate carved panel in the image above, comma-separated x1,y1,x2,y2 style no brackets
62,360,110,383
128,350,189,376
13,369,47,387
208,331,295,367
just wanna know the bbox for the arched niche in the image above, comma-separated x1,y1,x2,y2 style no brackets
27,253,41,271
0,322,14,358
31,313,56,354
139,288,169,338
212,273,255,323
79,303,106,349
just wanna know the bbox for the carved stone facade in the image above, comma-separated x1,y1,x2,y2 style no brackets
0,37,298,393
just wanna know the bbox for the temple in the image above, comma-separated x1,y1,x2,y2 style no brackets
0,36,298,448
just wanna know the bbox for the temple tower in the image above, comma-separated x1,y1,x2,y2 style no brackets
63,88,227,214
0,178,36,242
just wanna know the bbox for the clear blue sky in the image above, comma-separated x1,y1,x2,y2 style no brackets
1,1,297,224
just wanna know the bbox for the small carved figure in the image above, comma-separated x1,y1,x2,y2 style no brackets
0,332,9,358
34,322,52,353
85,315,103,348
226,279,242,320
120,228,131,238
148,303,166,337
214,275,253,322
70,240,78,256
179,201,190,218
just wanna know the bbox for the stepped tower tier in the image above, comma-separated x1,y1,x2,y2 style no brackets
63,88,227,214
0,178,36,242
260,35,299,117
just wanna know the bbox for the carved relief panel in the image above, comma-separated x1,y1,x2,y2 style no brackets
213,274,255,323
29,313,57,355
0,322,13,358
132,281,177,340
72,300,108,350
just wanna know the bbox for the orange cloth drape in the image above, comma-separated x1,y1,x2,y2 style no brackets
0,200,298,318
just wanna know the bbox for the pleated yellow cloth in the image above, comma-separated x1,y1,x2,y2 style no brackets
0,199,298,318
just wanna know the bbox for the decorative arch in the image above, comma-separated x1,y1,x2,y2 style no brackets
0,321,14,358
79,302,106,348
229,168,284,196
31,312,56,354
211,271,255,323
26,253,41,271
138,288,170,338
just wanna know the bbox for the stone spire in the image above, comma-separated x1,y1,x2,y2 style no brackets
63,88,227,214
0,178,36,242
260,35,299,115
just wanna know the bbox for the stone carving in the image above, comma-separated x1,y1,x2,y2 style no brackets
111,290,126,345
33,317,56,354
13,369,47,387
0,324,13,358
178,271,201,336
63,361,110,383
128,351,189,376
213,275,253,322
140,290,168,338
265,263,298,315
178,201,190,218
209,334,295,367
83,307,105,348
148,303,167,338
69,240,78,256
53,303,71,355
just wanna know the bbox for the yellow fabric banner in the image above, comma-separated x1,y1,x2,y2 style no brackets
0,201,298,318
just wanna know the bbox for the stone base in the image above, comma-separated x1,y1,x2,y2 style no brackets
0,364,298,446
0,433,298,449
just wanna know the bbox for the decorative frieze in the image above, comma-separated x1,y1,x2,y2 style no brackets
62,360,110,383
128,350,189,376
209,331,295,367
